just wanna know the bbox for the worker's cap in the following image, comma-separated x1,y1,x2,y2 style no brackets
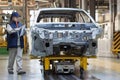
11,12,21,17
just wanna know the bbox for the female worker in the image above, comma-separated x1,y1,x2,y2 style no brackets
6,12,26,75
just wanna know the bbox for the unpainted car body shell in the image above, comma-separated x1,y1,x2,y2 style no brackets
30,8,102,57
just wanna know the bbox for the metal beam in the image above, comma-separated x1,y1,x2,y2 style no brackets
89,0,95,20
69,0,76,8
82,0,87,11
63,0,76,8
109,0,115,53
25,0,28,27
79,0,82,9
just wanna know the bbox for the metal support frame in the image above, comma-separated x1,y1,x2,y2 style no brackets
63,0,76,8
44,58,50,70
43,55,95,71
79,0,82,9
82,0,87,11
110,0,119,55
68,0,76,8
80,57,87,70
89,0,95,20
22,0,29,53
42,55,96,79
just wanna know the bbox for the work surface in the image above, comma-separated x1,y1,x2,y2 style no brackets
0,55,120,80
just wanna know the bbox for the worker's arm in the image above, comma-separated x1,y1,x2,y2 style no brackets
6,24,21,34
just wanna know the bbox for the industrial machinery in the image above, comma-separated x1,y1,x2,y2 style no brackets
30,8,102,79
0,13,10,47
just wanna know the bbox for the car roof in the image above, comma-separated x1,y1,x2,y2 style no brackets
35,8,96,25
39,8,84,12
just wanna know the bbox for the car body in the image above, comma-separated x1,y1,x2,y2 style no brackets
30,8,102,57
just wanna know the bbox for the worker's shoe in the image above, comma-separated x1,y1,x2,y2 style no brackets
17,71,26,75
8,71,14,74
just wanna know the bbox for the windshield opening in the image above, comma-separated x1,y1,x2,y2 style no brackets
37,11,92,23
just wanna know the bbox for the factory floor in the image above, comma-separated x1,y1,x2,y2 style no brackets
0,55,120,80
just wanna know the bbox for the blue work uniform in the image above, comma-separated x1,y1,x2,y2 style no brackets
7,21,24,49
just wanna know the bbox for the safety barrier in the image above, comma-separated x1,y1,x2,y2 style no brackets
112,32,120,54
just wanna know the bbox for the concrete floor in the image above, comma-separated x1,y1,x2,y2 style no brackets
0,55,120,80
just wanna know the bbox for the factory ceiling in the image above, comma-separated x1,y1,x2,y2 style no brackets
0,0,110,10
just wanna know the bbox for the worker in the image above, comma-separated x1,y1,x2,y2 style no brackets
6,12,26,75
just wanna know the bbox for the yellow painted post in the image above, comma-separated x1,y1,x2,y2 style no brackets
23,35,27,53
80,57,87,70
44,58,50,71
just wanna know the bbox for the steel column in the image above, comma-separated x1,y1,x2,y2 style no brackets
89,0,95,20
79,0,82,9
82,0,87,11
63,0,76,8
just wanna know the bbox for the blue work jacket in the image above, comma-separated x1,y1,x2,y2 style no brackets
7,21,24,49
